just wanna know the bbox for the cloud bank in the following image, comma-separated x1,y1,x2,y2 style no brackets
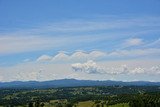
0,59,160,82
71,60,160,75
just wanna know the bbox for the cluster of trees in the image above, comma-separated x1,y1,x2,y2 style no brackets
28,101,44,107
129,93,160,107
28,101,74,107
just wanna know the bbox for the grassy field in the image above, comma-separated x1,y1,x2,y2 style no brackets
77,101,95,107
76,101,129,107
109,103,129,107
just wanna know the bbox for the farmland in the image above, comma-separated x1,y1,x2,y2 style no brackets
0,86,160,107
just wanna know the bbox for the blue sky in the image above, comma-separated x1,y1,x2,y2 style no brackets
0,0,160,82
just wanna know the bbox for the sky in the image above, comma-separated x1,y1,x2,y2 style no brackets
0,0,160,82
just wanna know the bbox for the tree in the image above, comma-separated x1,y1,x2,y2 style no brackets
40,103,45,107
35,101,40,107
96,104,100,107
28,102,33,107
65,103,73,107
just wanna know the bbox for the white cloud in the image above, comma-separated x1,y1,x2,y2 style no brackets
90,64,130,75
71,60,130,75
108,48,160,58
124,38,143,47
14,69,45,81
37,51,107,63
27,72,39,81
150,65,160,75
23,59,30,62
70,51,89,61
69,50,106,61
89,51,106,58
130,67,145,74
41,16,160,33
106,65,129,75
107,65,160,75
71,60,105,74
130,65,160,75
0,33,110,55
0,16,160,55
0,59,160,82
37,55,52,62
36,47,160,63
71,60,160,76
52,52,69,61
0,36,62,55
0,75,3,81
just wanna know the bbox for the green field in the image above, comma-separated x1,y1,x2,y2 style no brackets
109,103,129,107
76,101,129,107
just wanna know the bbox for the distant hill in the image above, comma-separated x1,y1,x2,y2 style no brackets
0,79,160,89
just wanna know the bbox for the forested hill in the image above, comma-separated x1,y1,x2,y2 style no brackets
0,79,160,88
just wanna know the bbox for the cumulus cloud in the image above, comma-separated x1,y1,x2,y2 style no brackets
71,60,130,75
130,67,145,74
130,65,160,75
105,65,129,75
71,60,105,74
71,60,160,76
149,65,160,75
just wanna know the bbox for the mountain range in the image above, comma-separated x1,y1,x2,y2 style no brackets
0,79,160,89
